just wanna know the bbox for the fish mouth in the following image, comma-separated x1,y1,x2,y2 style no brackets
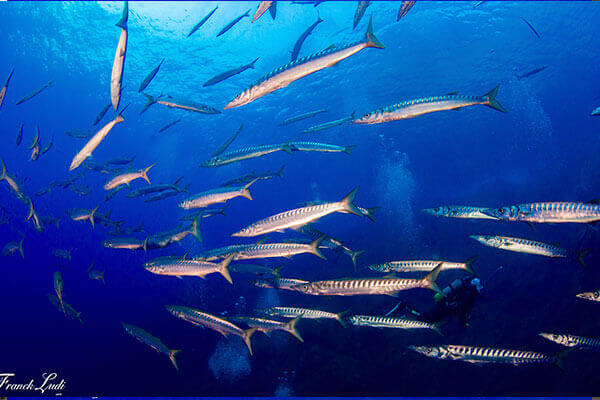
421,208,435,215
231,231,243,237
538,333,553,341
407,345,426,355
468,235,485,243
479,208,499,218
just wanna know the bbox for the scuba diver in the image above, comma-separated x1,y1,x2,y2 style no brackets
385,267,502,327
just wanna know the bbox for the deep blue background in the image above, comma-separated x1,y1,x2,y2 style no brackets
1,1,600,396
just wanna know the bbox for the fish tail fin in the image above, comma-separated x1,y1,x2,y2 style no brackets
432,322,444,336
281,143,294,155
250,57,260,68
343,145,355,155
575,249,591,268
143,235,149,252
26,198,34,221
168,349,181,371
5,68,14,87
336,310,349,327
554,349,571,371
190,215,202,243
482,84,507,113
364,206,381,222
285,315,304,342
172,175,184,188
310,235,327,260
423,263,443,294
89,205,100,229
277,165,285,178
117,103,130,119
0,158,5,181
219,254,234,284
340,186,363,216
100,271,106,285
464,255,478,275
241,178,259,200
141,163,156,185
350,250,365,271
243,327,258,356
18,238,24,259
365,16,385,49
115,1,129,29
272,265,284,277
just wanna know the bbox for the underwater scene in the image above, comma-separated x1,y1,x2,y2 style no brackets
1,0,600,397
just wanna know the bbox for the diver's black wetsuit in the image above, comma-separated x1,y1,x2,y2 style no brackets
417,277,481,325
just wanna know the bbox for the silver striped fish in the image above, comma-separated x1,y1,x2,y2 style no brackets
482,202,600,223
224,17,384,109
367,256,477,275
122,323,180,370
262,306,347,327
232,188,362,237
349,315,441,335
352,85,506,125
539,333,600,350
201,143,293,167
165,305,257,355
410,344,561,367
179,179,258,210
251,277,308,290
422,206,497,220
470,235,568,258
232,237,327,260
289,141,354,154
293,263,443,296
576,290,600,303
144,254,234,284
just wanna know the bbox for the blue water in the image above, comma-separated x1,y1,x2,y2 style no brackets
1,0,600,396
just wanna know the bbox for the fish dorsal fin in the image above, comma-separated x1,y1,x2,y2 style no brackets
446,91,459,95
383,273,397,279
587,199,600,204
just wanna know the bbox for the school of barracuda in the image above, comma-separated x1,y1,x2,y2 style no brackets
1,0,598,376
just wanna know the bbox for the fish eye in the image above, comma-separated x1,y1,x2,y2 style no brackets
553,335,559,339
426,348,432,354
498,208,504,214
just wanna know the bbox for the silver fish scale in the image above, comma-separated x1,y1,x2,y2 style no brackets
247,203,337,232
307,277,424,294
555,334,600,348
253,278,308,289
289,141,346,152
447,345,551,363
521,202,600,222
369,260,461,273
350,315,434,330
381,95,481,114
175,308,243,335
239,317,287,330
268,306,334,319
149,259,219,272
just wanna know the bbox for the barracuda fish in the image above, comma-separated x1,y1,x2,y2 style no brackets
107,156,136,166
279,109,327,126
576,290,600,303
263,306,346,327
350,315,441,335
482,202,600,224
28,125,40,150
234,237,327,260
2,238,24,259
27,200,43,232
88,262,105,284
253,1,273,23
140,93,161,115
67,205,100,228
232,316,303,342
158,118,181,133
201,143,294,167
111,1,128,110
517,65,548,80
144,189,181,203
410,345,562,367
592,106,600,116
165,306,257,355
230,263,282,277
127,179,182,198
54,271,65,314
367,257,477,275
301,112,355,133
104,163,155,190
217,9,250,37
521,17,541,39
470,235,570,259
422,206,497,220
194,243,254,261
156,98,220,114
225,17,384,109
70,183,91,196
40,135,54,156
0,68,14,110
15,80,53,105
179,179,258,210
179,206,227,222
48,294,83,323
147,221,202,249
0,159,29,204
232,187,362,237
69,109,126,171
203,57,259,87
138,58,164,93
122,323,181,370
212,124,243,158
397,1,415,21
289,141,354,154
53,249,71,262
30,143,40,162
294,263,443,296
93,102,112,126
66,129,94,139
221,165,284,187
252,277,308,290
353,85,506,125
290,17,324,62
539,333,600,351
187,5,218,38
145,254,234,284
103,236,147,251
353,1,370,29
16,124,23,146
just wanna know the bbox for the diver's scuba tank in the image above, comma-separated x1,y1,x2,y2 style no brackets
433,277,484,302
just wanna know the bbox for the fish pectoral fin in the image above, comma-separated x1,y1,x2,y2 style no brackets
176,276,183,280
